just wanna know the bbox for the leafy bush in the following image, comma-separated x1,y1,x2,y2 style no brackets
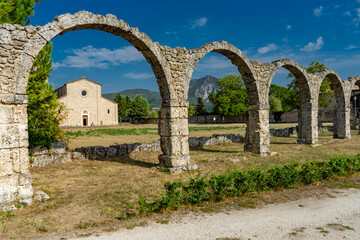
138,154,360,213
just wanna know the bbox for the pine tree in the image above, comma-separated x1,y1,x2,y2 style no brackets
195,97,207,115
27,42,67,148
128,94,150,122
115,94,132,119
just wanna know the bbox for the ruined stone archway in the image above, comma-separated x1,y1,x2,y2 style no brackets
0,11,182,206
0,11,357,207
187,42,271,154
266,59,317,144
314,70,351,139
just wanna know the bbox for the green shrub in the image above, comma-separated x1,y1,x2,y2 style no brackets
138,154,360,213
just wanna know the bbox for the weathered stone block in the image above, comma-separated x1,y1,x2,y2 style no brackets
160,106,187,119
0,124,28,148
0,149,13,176
159,119,188,136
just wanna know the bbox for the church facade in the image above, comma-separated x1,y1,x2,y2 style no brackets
55,77,118,127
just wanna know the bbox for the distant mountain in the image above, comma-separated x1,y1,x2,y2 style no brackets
103,89,162,110
188,75,219,108
103,76,219,111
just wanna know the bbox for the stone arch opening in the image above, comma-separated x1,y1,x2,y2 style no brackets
188,42,268,154
18,11,172,99
269,59,315,144
189,42,258,106
314,71,349,138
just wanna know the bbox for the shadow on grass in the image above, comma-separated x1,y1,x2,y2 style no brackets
270,141,296,145
190,146,240,154
105,154,158,169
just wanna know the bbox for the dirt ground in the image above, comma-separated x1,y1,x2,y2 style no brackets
71,187,360,240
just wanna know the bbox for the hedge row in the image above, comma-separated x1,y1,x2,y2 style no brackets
138,155,360,213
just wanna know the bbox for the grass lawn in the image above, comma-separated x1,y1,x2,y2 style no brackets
1,124,359,239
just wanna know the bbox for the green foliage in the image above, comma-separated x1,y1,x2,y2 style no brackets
209,75,248,115
195,97,207,115
269,95,283,113
0,0,65,148
128,94,150,121
188,104,196,117
0,1,15,24
150,110,158,118
287,61,334,109
115,94,132,119
0,0,40,25
138,154,360,213
27,42,67,148
269,84,293,112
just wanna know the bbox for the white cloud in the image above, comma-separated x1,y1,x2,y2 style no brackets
257,43,278,54
196,56,234,70
313,6,323,17
353,8,360,27
123,72,153,79
300,37,324,52
344,11,351,16
54,45,144,69
191,17,208,29
286,25,291,30
345,45,359,49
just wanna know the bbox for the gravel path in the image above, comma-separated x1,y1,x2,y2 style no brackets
73,188,360,240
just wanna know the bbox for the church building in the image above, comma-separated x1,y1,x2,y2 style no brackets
55,77,118,127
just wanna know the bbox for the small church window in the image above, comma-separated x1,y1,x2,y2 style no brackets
82,90,87,96
107,109,110,114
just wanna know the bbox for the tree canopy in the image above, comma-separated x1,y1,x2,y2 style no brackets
209,75,248,115
195,97,207,115
115,94,132,119
287,61,334,108
128,94,150,121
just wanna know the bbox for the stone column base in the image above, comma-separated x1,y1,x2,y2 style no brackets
244,143,270,156
0,173,33,208
158,154,190,168
297,138,317,144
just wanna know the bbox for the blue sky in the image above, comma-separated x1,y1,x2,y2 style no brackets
30,0,360,93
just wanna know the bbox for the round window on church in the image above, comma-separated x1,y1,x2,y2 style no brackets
82,90,87,96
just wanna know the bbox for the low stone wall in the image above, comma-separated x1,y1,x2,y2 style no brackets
30,142,86,167
269,124,336,137
269,127,298,137
30,134,244,166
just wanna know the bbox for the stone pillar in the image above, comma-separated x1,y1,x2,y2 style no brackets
333,108,351,139
297,104,318,144
0,95,33,207
158,100,191,168
244,106,270,155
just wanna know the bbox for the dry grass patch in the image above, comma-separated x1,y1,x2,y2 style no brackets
1,125,359,239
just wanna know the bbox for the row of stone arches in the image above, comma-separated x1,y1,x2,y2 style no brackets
1,11,360,205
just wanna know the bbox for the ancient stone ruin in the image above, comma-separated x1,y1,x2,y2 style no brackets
1,11,360,206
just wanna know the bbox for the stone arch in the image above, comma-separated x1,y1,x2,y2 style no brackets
188,41,258,105
315,70,345,108
269,59,317,144
314,70,350,139
16,11,173,99
270,59,311,108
